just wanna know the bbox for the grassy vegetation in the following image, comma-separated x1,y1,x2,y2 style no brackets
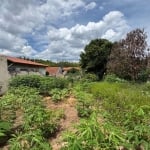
61,81,150,150
90,82,150,119
0,75,69,149
0,75,150,149
0,86,63,149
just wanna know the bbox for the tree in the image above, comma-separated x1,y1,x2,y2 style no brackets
107,28,149,81
80,39,112,79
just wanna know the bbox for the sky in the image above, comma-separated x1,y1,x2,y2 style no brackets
0,0,150,61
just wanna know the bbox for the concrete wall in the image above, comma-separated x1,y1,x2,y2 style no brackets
0,57,46,95
8,63,46,77
0,56,9,95
39,68,46,75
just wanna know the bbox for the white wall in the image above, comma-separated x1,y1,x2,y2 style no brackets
0,56,9,95
8,64,46,76
39,67,46,75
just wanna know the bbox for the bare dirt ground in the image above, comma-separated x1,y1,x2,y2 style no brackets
43,96,79,150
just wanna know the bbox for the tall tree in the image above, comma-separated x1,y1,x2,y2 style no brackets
107,28,148,81
80,39,112,79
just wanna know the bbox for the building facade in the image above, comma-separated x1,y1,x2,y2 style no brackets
7,56,47,77
0,55,48,95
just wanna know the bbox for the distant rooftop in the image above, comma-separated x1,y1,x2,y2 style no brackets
5,55,48,67
46,67,60,75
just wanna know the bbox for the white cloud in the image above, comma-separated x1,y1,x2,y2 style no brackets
102,29,116,40
0,30,26,50
0,0,149,62
36,11,130,61
85,2,97,11
0,45,37,58
103,11,123,22
0,0,45,35
21,46,37,57
38,0,85,21
0,0,86,57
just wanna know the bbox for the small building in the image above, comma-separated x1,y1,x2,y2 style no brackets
0,55,48,95
46,67,63,77
62,67,80,75
7,56,48,77
46,66,80,77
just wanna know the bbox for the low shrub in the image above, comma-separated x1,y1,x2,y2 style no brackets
81,73,98,82
104,74,127,83
9,75,41,88
137,69,150,82
9,75,69,95
50,88,70,102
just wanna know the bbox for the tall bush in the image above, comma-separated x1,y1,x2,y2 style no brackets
107,28,149,81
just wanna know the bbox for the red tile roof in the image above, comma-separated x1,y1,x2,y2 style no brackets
7,56,48,67
46,67,59,75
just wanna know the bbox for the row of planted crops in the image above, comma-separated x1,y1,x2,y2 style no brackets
0,75,71,149
0,75,150,149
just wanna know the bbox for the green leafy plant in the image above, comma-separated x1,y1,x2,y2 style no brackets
81,73,98,82
62,113,126,150
0,85,63,148
2,73,150,149
9,75,69,95
50,88,69,102
23,105,58,138
76,94,93,118
104,74,127,83
0,121,12,145
73,84,94,118
9,130,52,150
123,106,150,149
90,81,150,149
9,75,41,88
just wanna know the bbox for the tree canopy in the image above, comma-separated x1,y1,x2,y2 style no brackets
107,28,149,81
80,39,112,79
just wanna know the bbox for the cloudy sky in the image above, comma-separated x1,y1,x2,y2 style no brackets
0,0,150,61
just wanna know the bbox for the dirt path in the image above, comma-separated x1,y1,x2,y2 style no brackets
44,96,79,150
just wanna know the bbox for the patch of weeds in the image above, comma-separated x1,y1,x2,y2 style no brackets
50,88,70,103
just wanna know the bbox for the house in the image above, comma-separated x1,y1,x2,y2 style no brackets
46,66,80,77
62,67,80,75
46,67,63,77
0,55,48,95
7,56,48,76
